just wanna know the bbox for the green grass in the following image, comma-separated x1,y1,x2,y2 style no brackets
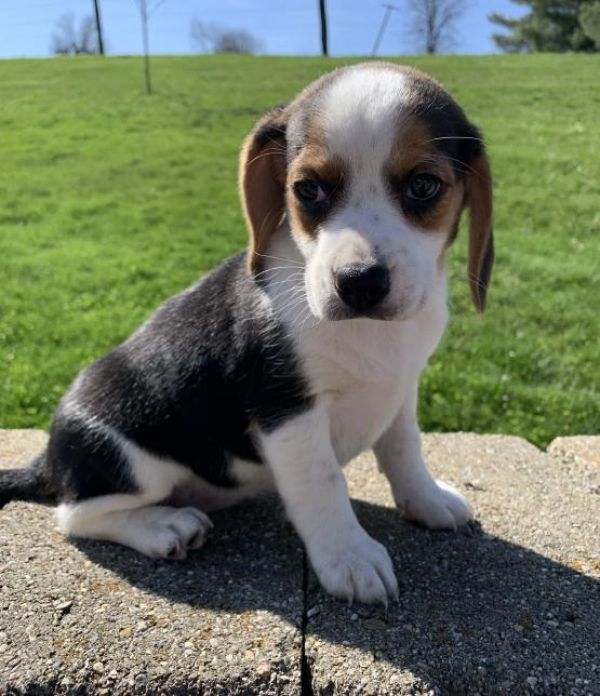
1,54,598,447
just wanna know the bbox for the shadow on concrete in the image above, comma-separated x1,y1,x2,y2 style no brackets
74,497,600,695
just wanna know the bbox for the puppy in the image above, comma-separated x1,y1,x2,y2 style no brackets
0,62,493,605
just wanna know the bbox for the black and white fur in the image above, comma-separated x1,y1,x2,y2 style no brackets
1,63,494,605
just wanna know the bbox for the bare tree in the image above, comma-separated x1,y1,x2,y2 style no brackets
51,13,99,55
191,20,262,54
406,0,466,54
132,0,168,95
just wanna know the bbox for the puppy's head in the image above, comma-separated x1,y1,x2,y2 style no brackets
240,62,493,320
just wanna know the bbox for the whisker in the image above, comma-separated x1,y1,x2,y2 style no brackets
263,277,305,290
466,271,488,291
254,137,286,152
253,266,304,279
246,147,285,168
298,304,319,332
255,206,284,242
265,271,304,282
426,152,481,178
254,251,304,265
260,278,304,291
429,136,483,142
277,295,310,317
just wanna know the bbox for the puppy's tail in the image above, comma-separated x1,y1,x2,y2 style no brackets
0,452,56,508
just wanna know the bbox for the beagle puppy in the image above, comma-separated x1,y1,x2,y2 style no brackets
0,62,493,605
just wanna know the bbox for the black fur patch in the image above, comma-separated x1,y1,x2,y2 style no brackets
46,416,138,502
47,254,312,501
407,77,484,176
254,103,287,149
0,454,55,507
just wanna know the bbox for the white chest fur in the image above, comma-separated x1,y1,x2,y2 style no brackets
263,226,448,466
295,296,447,465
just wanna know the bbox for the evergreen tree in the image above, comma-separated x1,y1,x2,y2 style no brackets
580,1,600,47
490,0,597,52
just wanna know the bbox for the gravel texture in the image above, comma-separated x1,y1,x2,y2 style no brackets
0,431,303,695
1,430,599,695
306,434,600,696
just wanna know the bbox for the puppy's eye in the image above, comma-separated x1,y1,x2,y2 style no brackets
406,173,442,201
294,180,326,205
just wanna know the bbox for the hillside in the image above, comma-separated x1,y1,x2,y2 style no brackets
0,54,598,445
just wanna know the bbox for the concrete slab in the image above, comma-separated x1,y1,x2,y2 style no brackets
1,430,599,695
305,434,600,696
548,436,600,467
0,431,304,695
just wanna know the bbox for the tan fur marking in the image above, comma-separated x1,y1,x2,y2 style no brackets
239,111,288,273
385,118,461,232
463,151,494,312
425,180,464,233
287,145,347,242
386,120,436,180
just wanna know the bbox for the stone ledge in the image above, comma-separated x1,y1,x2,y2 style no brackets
548,436,600,467
1,430,599,695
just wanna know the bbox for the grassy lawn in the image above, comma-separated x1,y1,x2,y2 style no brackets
1,54,598,447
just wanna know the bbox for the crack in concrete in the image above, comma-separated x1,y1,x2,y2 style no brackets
300,552,315,696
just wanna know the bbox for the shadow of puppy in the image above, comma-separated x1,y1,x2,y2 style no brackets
74,496,600,694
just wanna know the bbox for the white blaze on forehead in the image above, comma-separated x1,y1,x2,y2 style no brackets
318,67,411,165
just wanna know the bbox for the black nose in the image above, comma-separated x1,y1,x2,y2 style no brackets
334,263,390,312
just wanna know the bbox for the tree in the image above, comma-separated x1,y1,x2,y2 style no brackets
132,0,168,95
580,1,600,47
190,20,262,54
406,0,466,54
490,0,597,53
51,13,99,55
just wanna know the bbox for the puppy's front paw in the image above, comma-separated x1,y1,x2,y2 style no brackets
397,480,472,530
308,529,398,605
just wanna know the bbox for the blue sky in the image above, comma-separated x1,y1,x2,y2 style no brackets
0,1,525,59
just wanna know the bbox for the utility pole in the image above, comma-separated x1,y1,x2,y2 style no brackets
372,3,399,56
318,0,328,57
92,0,105,55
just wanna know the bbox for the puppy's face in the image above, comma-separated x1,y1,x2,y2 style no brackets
240,63,493,319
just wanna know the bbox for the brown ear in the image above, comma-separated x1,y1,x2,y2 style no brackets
464,150,494,312
239,107,288,274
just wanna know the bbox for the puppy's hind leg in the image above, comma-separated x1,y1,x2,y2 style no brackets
58,498,213,560
55,434,212,560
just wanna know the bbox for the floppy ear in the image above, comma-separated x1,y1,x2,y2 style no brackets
239,107,288,274
463,149,494,312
